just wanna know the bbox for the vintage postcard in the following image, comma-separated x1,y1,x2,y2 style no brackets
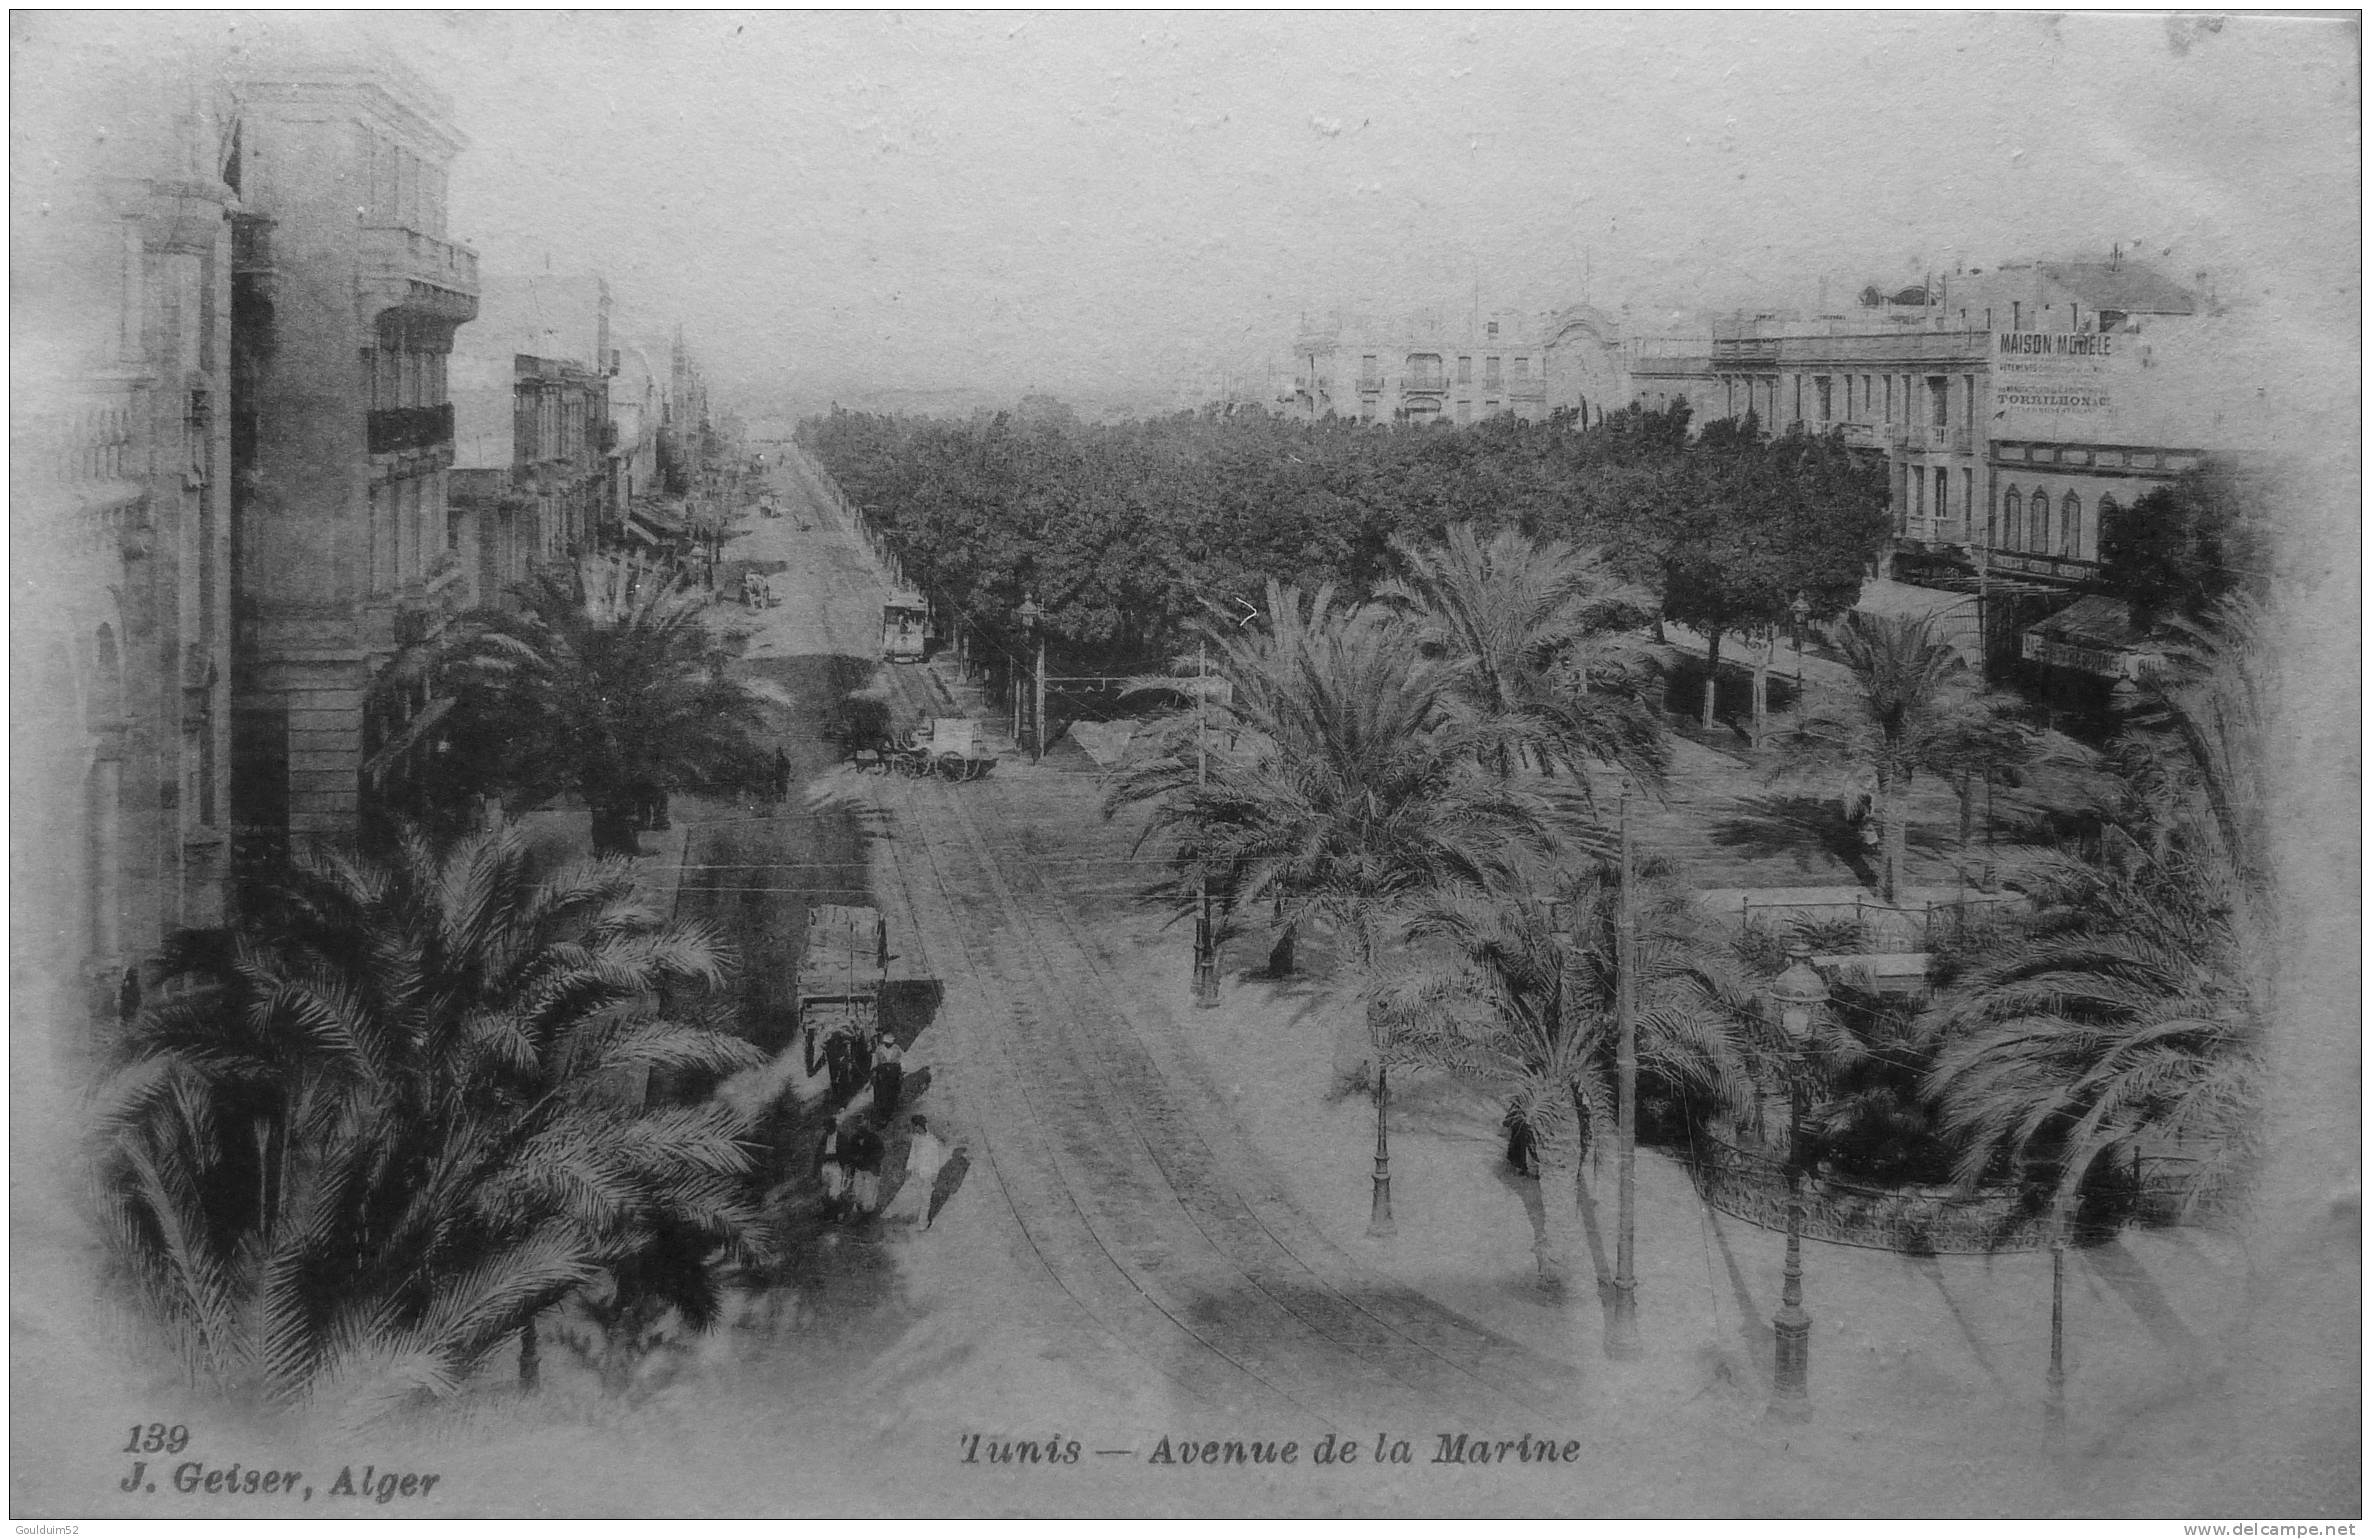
10,9,2359,1522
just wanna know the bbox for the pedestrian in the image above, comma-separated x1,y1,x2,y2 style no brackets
843,1117,886,1218
821,1026,855,1106
772,746,792,804
902,1115,950,1229
846,1027,875,1105
869,1034,904,1124
815,1119,848,1222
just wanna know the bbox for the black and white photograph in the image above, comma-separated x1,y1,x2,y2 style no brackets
10,8,2360,1522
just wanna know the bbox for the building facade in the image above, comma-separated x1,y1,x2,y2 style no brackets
450,273,616,603
1284,310,1565,425
12,39,241,1065
227,54,479,854
1625,258,2226,708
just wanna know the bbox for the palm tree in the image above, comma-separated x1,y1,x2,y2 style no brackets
1378,866,1759,1289
1922,841,2256,1233
90,819,767,1420
1373,522,1668,791
1773,611,2023,902
369,568,772,854
1922,594,2271,1236
1110,580,1584,1234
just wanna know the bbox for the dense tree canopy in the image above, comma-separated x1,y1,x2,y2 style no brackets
798,399,1855,673
2097,460,2273,632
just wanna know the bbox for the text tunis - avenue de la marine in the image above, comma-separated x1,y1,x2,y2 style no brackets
962,1431,1590,1467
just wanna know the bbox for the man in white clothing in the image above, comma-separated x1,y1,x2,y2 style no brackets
902,1114,951,1229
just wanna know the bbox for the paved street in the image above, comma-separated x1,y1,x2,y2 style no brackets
605,448,2304,1518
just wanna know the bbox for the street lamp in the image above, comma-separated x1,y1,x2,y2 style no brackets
1191,637,1221,1007
1788,591,1813,716
2046,1225,2068,1439
1766,942,1829,1424
1016,595,1046,764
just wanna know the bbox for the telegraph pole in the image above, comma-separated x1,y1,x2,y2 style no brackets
1608,787,1642,1357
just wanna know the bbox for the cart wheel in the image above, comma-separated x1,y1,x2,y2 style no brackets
936,753,966,783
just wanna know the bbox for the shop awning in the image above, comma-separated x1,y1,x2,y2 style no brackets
2022,595,2162,680
621,512,677,546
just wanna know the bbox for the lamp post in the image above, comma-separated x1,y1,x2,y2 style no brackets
1608,789,1641,1358
1788,592,1812,714
1766,942,1828,1424
2046,1225,2068,1438
1191,637,1221,1007
1016,595,1046,764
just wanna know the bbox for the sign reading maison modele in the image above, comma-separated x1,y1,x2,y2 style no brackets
1991,330,2134,437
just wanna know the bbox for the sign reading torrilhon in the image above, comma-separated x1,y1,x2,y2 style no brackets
1992,330,2134,437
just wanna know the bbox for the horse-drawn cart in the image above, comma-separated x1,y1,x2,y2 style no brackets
863,717,997,781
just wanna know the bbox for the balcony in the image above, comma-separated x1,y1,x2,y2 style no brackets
359,226,480,324
1771,329,1990,367
15,377,153,559
367,402,455,456
1836,421,1888,450
1906,423,1976,455
1356,376,1384,394
1401,376,1447,397
232,215,276,281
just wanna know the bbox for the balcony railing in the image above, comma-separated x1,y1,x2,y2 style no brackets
1356,376,1384,394
1401,376,1447,396
367,402,455,456
16,377,151,555
1836,420,1888,450
1907,422,1975,454
359,226,481,312
231,215,275,277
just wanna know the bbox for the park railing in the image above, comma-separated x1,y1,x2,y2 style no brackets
1681,1127,2044,1254
1733,891,2018,954
1677,1125,2241,1255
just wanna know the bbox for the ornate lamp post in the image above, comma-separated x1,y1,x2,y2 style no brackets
1766,943,1828,1424
2046,1223,2068,1438
1788,592,1812,714
1191,638,1221,1007
1016,595,1046,763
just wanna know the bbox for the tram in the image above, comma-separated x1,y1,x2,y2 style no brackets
881,590,930,663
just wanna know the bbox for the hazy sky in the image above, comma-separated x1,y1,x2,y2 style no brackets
32,11,2363,413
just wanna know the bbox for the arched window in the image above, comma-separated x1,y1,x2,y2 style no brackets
2001,487,2022,550
2060,491,2082,558
2031,489,2050,554
2093,495,2119,563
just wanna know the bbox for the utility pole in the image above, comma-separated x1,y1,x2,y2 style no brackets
1608,787,1641,1357
1193,638,1221,1006
1034,624,1048,764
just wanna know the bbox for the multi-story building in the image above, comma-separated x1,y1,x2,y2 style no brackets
1625,259,2219,676
226,51,479,855
450,273,615,603
604,339,665,529
1283,309,1591,426
662,327,715,493
12,38,242,1063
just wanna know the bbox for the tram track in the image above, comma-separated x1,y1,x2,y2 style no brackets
779,457,1591,1427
